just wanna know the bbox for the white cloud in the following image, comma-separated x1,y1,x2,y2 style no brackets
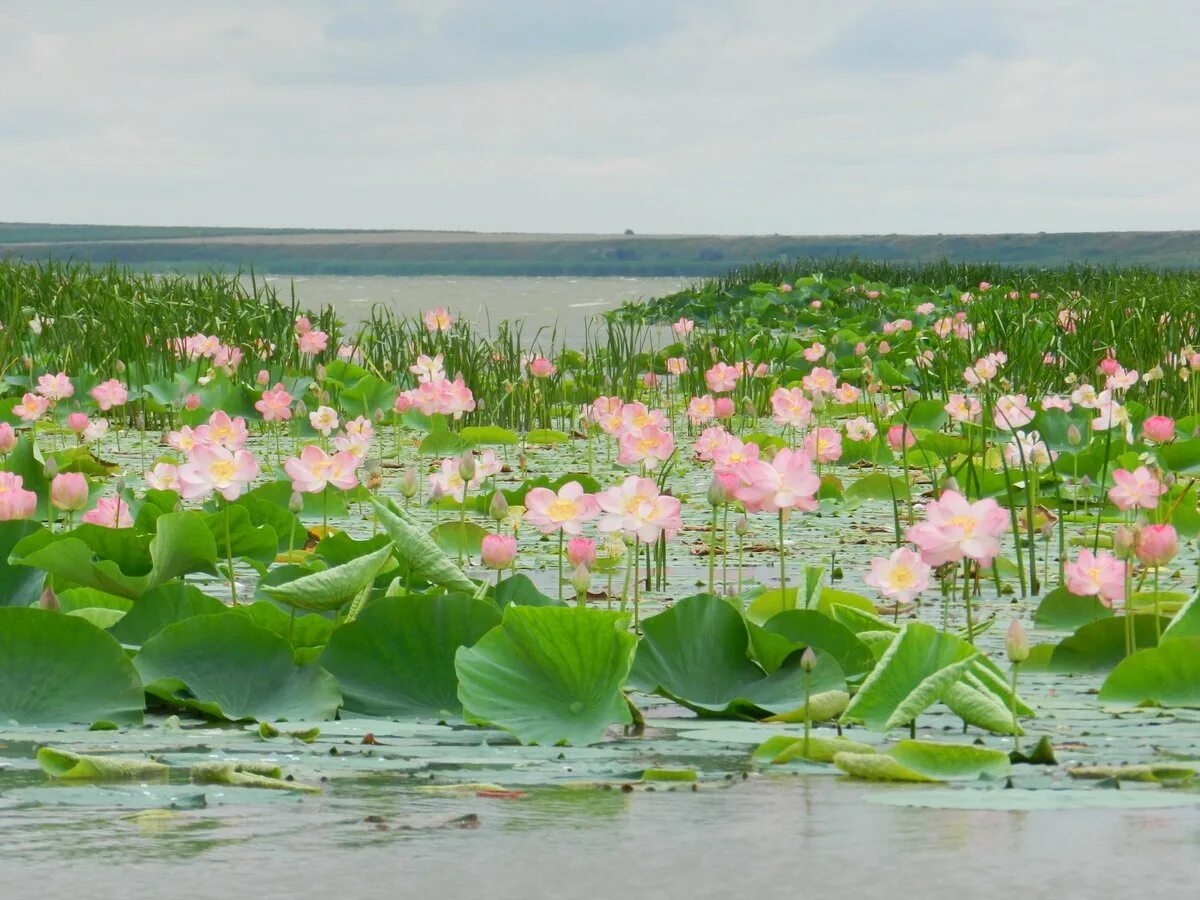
0,0,1196,233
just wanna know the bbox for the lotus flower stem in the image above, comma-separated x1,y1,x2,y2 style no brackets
778,509,787,596
708,505,718,594
223,499,238,606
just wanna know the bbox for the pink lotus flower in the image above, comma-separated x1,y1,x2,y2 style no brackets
945,394,982,423
687,395,716,425
481,533,518,569
1135,524,1178,567
845,417,877,442
666,357,688,376
36,372,74,401
1098,356,1120,377
528,356,556,378
714,397,735,419
393,393,413,414
803,342,826,363
524,481,599,535
145,463,181,492
285,445,359,494
194,410,249,450
641,372,658,389
864,547,932,604
1142,415,1175,443
708,434,757,470
834,382,861,404
178,445,261,501
771,387,813,428
803,427,843,463
596,475,683,544
50,472,88,511
309,405,339,436
81,495,132,529
733,449,820,514
617,425,675,467
993,394,1035,430
168,425,200,454
91,379,128,410
294,316,312,335
183,393,202,411
256,369,270,386
692,425,730,461
705,362,741,394
886,424,916,451
0,472,37,520
297,330,329,355
802,367,837,396
905,490,1008,566
255,384,294,421
0,423,15,454
14,392,49,422
1065,548,1125,606
426,456,477,503
566,537,597,568
67,412,89,434
1109,466,1165,511
672,317,694,335
82,418,109,443
410,354,445,383
423,307,454,332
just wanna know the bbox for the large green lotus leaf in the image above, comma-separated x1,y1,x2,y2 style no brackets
940,678,1022,735
1162,590,1200,641
494,573,566,608
7,434,51,517
0,520,46,606
1098,637,1200,707
843,472,910,510
0,608,145,724
373,498,476,594
321,594,501,717
230,601,336,656
429,521,488,557
9,511,218,600
231,492,306,552
107,582,228,646
1047,615,1170,674
628,594,843,718
834,739,1011,782
745,585,875,626
260,542,395,613
460,425,519,446
1033,587,1113,631
55,588,133,614
134,614,341,722
204,505,277,568
839,622,978,732
455,606,636,746
241,478,348,522
756,609,875,679
752,734,876,765
38,747,168,781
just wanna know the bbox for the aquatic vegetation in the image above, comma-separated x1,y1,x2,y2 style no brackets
1,256,1200,826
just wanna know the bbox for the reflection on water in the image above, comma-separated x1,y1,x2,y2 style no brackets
5,776,1197,899
250,275,687,344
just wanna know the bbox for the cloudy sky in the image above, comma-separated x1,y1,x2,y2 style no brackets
1,1,1196,234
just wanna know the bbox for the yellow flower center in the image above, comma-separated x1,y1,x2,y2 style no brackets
210,460,237,482
548,499,577,521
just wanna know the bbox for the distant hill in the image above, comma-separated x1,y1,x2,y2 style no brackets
2,223,1199,276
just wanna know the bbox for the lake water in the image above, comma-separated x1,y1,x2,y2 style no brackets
252,275,689,344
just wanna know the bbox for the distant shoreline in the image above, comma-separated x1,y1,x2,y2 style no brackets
3,223,1199,275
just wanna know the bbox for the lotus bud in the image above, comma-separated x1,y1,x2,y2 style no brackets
1134,524,1179,567
567,537,597,569
115,359,126,374
0,424,14,456
1006,619,1030,664
734,514,749,537
1142,415,1175,443
294,399,308,420
288,491,305,514
1113,524,1136,559
50,472,88,511
799,647,818,673
22,355,32,371
373,408,386,424
458,450,476,483
571,562,591,597
714,397,735,419
1067,424,1082,446
67,412,89,434
39,584,60,611
184,393,201,411
42,457,59,480
811,392,827,413
382,360,394,374
480,533,517,570
399,468,419,499
707,473,728,507
940,476,960,496
315,364,327,383
488,490,509,522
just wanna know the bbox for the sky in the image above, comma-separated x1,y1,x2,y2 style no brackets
1,0,1197,235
